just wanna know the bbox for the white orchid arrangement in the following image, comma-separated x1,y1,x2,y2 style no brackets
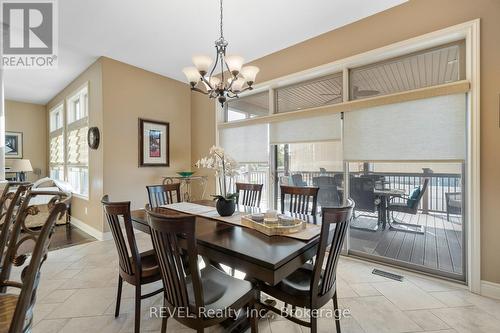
195,146,239,200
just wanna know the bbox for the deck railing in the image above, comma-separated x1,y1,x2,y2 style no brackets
236,169,462,214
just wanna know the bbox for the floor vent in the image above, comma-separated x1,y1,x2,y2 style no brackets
372,269,404,281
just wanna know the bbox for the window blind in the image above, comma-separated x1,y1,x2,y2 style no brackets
67,126,88,165
49,131,64,164
270,113,342,144
343,94,466,161
219,123,269,163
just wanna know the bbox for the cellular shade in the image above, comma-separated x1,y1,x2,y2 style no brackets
219,123,269,163
343,94,466,161
270,113,342,144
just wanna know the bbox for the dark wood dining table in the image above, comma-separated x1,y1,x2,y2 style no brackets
130,200,321,286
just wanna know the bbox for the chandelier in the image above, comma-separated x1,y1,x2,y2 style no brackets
182,0,259,107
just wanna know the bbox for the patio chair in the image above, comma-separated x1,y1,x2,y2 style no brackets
445,192,462,221
313,176,340,207
349,177,380,232
386,178,429,234
291,174,308,187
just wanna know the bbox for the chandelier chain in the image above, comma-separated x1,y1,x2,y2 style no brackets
219,0,224,39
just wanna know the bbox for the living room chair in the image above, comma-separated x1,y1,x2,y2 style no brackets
101,195,163,333
146,207,259,333
258,200,354,333
146,183,181,208
236,182,263,208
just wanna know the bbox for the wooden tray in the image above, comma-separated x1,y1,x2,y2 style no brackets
241,215,306,236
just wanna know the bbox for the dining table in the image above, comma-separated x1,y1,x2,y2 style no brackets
374,188,406,228
130,200,322,286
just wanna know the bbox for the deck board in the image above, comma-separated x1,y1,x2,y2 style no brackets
350,212,463,278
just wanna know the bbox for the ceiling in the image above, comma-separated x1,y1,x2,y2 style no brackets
3,0,407,105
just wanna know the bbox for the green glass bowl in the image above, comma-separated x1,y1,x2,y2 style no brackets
177,171,195,178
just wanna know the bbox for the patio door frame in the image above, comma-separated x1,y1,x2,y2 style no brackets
216,19,480,293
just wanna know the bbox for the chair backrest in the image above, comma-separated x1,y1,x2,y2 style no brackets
146,208,203,314
0,182,28,220
333,174,344,188
1,202,67,333
101,195,141,279
280,185,319,215
0,189,71,290
311,200,354,299
291,174,307,186
407,178,429,212
146,183,181,208
349,176,376,212
235,182,263,207
0,185,32,266
313,177,340,207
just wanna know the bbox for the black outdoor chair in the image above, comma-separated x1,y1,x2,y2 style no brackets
445,192,462,221
349,177,380,232
313,176,340,207
386,178,429,234
291,174,308,187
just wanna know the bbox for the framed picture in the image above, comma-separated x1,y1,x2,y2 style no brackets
5,132,23,159
138,118,169,167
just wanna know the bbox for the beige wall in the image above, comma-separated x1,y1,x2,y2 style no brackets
46,60,104,233
101,57,192,211
5,100,47,181
190,0,500,283
190,93,216,199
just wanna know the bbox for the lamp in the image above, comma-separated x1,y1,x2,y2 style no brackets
10,159,33,182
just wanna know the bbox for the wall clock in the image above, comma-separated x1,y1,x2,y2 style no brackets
87,127,100,150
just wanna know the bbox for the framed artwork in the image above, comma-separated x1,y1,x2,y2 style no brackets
5,131,23,159
138,118,169,167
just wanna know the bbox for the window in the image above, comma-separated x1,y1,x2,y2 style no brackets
48,85,89,197
224,91,269,122
349,42,465,100
275,73,343,113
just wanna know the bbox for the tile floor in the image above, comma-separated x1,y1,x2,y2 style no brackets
11,232,500,333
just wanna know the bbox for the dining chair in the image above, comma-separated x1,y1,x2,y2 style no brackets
101,195,163,333
236,182,263,208
146,183,181,208
258,200,354,333
0,185,31,270
280,185,319,216
386,178,429,234
146,207,259,333
0,202,68,333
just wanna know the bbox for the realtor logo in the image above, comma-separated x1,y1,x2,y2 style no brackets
1,0,58,68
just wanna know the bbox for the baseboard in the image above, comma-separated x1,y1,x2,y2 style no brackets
481,280,500,300
70,216,111,241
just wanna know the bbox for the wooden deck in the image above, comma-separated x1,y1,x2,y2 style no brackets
349,211,463,277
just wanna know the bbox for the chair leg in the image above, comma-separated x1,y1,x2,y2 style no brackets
134,285,141,333
161,316,168,333
310,316,318,333
250,302,259,333
332,291,341,333
114,276,123,317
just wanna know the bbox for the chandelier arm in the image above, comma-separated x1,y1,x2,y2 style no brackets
191,87,209,95
208,48,220,80
238,86,254,94
199,75,213,91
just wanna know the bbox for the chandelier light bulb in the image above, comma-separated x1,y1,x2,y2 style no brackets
240,66,260,84
225,55,245,75
192,55,213,74
182,67,201,84
230,77,246,92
